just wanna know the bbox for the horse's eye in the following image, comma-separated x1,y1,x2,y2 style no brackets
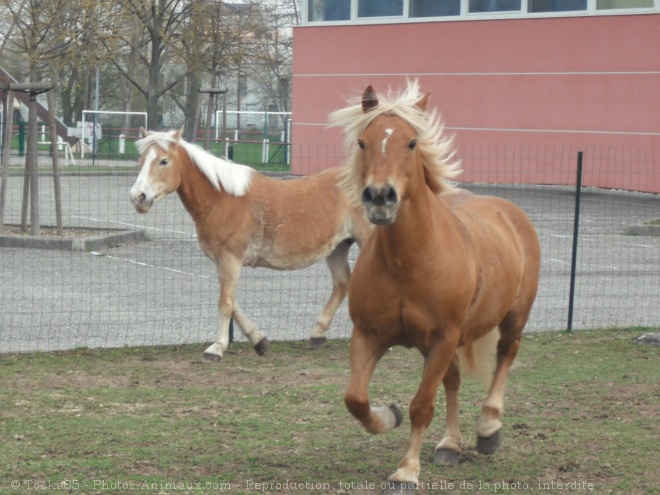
159,158,169,166
408,140,417,151
358,139,365,150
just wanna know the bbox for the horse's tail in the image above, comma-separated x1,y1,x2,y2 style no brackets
456,328,499,386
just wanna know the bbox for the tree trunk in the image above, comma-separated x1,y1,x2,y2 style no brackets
146,31,161,130
184,70,201,142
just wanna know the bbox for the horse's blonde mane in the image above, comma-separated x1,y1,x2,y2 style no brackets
329,80,461,205
135,129,253,197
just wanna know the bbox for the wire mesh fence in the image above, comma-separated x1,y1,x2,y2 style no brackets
0,144,658,354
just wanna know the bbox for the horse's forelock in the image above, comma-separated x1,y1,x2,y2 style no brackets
135,130,179,156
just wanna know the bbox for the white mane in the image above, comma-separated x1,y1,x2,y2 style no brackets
329,80,461,205
136,130,254,197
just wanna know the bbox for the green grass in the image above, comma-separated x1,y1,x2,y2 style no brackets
5,137,290,172
0,328,657,494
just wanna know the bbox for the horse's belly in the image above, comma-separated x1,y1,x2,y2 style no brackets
243,243,332,270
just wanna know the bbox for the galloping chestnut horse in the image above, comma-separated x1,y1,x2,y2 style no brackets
130,128,371,362
330,82,540,493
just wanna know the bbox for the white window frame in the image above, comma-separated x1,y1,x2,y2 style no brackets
301,0,660,25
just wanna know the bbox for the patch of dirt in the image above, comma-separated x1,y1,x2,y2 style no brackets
1,226,117,238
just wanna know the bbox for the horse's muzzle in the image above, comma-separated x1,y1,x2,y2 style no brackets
130,192,152,213
362,184,399,225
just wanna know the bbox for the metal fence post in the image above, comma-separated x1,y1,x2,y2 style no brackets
567,151,584,332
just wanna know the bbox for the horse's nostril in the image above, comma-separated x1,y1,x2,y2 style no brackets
363,185,398,207
138,193,146,203
362,186,375,204
384,186,397,206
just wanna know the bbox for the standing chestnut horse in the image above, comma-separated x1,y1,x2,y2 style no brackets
130,128,371,362
330,82,540,493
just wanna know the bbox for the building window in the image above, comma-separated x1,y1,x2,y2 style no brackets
597,0,653,8
469,0,521,13
410,0,460,17
308,0,350,21
304,0,660,23
358,0,403,17
529,0,586,12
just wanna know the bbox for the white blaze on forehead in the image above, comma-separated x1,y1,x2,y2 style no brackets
381,128,394,156
130,148,157,200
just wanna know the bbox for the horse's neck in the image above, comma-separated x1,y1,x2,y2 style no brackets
176,154,226,222
376,186,459,260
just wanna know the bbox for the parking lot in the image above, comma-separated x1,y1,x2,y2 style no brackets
0,172,658,353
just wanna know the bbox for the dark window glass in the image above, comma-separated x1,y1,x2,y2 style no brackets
308,0,350,21
529,0,587,12
469,0,521,12
597,0,652,8
410,0,460,17
358,0,403,17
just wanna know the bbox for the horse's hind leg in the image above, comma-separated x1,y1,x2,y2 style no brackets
433,357,462,465
204,258,268,362
309,240,352,349
476,318,525,454
232,304,269,355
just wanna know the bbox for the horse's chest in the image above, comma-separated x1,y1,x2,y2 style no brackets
351,275,445,328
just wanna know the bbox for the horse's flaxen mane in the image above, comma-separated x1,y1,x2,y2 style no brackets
136,129,254,197
329,80,461,206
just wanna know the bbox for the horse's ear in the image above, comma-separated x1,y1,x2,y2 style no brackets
415,91,431,112
139,127,148,138
362,85,378,113
173,126,184,141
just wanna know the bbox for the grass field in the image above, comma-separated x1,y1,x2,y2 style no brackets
0,328,657,495
9,134,291,171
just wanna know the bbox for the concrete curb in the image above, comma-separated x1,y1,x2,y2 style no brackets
625,223,660,236
0,227,146,251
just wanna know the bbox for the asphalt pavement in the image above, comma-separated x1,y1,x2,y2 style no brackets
0,172,658,353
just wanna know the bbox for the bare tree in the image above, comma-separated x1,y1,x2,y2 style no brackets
241,0,298,118
100,0,192,129
172,1,259,141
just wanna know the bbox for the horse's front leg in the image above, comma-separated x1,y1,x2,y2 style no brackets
387,332,459,493
203,257,268,362
433,356,462,465
344,329,402,435
309,240,352,349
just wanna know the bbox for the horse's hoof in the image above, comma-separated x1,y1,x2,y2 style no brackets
477,430,502,455
309,337,326,350
203,352,222,363
434,448,460,465
382,482,417,495
254,337,269,356
389,404,404,428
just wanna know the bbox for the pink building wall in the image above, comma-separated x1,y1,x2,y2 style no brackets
291,14,660,192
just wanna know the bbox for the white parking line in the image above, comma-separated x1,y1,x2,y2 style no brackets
88,252,211,279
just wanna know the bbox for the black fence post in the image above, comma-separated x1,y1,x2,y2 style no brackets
567,151,584,332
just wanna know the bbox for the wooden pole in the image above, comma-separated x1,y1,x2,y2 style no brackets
20,123,30,231
0,90,15,234
27,91,40,235
12,82,52,234
47,90,63,235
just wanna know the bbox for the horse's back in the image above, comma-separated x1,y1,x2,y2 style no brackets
451,193,539,262
241,167,365,268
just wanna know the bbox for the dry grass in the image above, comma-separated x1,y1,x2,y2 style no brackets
0,328,658,494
